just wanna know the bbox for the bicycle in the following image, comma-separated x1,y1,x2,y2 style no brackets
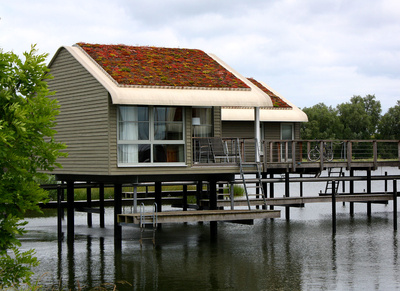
308,141,334,162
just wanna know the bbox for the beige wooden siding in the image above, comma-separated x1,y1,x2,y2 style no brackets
264,123,281,140
222,121,254,138
108,102,118,174
47,48,111,176
214,107,222,137
294,123,301,139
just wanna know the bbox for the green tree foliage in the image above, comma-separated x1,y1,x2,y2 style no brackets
301,95,382,140
300,103,342,139
378,100,400,139
0,45,67,288
337,95,381,139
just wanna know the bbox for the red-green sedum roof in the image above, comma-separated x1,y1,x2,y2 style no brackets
76,42,250,89
247,78,291,108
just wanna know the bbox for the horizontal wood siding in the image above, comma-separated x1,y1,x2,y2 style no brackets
222,121,254,138
264,122,281,140
47,48,110,176
214,107,222,137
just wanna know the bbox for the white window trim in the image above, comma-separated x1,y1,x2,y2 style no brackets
117,105,186,167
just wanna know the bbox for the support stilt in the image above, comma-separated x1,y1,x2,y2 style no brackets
57,184,64,241
350,170,354,217
332,180,336,235
87,186,92,227
367,169,372,217
114,183,122,241
394,180,397,232
99,183,105,228
67,181,74,243
285,172,290,220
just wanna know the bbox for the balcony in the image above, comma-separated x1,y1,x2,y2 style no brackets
192,138,400,171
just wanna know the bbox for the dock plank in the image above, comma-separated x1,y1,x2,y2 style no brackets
118,209,280,224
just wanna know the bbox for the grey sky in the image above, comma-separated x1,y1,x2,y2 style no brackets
1,0,399,113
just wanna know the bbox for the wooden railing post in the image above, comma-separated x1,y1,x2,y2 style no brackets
292,141,296,171
277,142,281,163
285,141,289,162
373,140,378,169
299,141,303,162
269,141,273,163
319,141,324,171
398,141,400,168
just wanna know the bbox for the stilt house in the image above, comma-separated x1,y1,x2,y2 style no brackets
47,43,307,183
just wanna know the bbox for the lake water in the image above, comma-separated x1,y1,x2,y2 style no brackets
22,167,400,290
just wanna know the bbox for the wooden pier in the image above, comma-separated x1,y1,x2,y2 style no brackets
40,139,400,242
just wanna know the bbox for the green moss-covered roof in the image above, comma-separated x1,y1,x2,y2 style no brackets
76,43,250,89
247,78,291,108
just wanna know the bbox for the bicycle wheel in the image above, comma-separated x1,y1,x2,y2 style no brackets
325,149,334,161
308,148,320,161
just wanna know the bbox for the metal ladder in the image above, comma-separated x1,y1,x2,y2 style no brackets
324,167,343,194
139,202,158,246
237,139,267,210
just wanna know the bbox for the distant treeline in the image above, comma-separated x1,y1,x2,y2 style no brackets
300,95,400,140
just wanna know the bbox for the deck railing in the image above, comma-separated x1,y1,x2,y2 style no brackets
264,139,400,169
193,138,400,169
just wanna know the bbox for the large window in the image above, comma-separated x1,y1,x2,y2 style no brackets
192,107,213,137
118,106,185,165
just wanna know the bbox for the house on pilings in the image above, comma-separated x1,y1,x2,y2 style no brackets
47,42,308,184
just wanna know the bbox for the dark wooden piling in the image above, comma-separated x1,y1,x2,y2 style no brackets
183,184,188,211
300,173,303,197
87,187,92,227
114,183,122,241
155,181,162,213
367,169,372,217
285,172,290,220
269,173,275,211
332,180,336,234
57,185,64,241
350,170,354,217
394,180,398,232
385,172,388,192
99,183,105,228
67,181,74,242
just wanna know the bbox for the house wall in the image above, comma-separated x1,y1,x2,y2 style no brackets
221,121,301,139
47,48,111,176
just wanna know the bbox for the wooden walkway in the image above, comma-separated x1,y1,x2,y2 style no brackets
215,193,394,207
118,209,280,225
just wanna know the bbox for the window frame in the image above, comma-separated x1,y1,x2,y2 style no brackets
117,105,186,167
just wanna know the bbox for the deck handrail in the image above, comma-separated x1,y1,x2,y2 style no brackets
193,138,400,170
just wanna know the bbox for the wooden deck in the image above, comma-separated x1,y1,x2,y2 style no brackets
215,193,394,208
118,209,280,225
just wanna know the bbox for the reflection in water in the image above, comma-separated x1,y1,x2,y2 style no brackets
25,213,400,290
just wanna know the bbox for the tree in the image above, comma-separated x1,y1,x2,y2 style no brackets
336,95,381,139
378,100,400,140
300,103,342,139
0,45,66,288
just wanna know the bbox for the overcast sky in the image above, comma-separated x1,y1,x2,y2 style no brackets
1,0,399,113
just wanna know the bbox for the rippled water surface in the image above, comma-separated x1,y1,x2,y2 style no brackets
22,168,400,290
